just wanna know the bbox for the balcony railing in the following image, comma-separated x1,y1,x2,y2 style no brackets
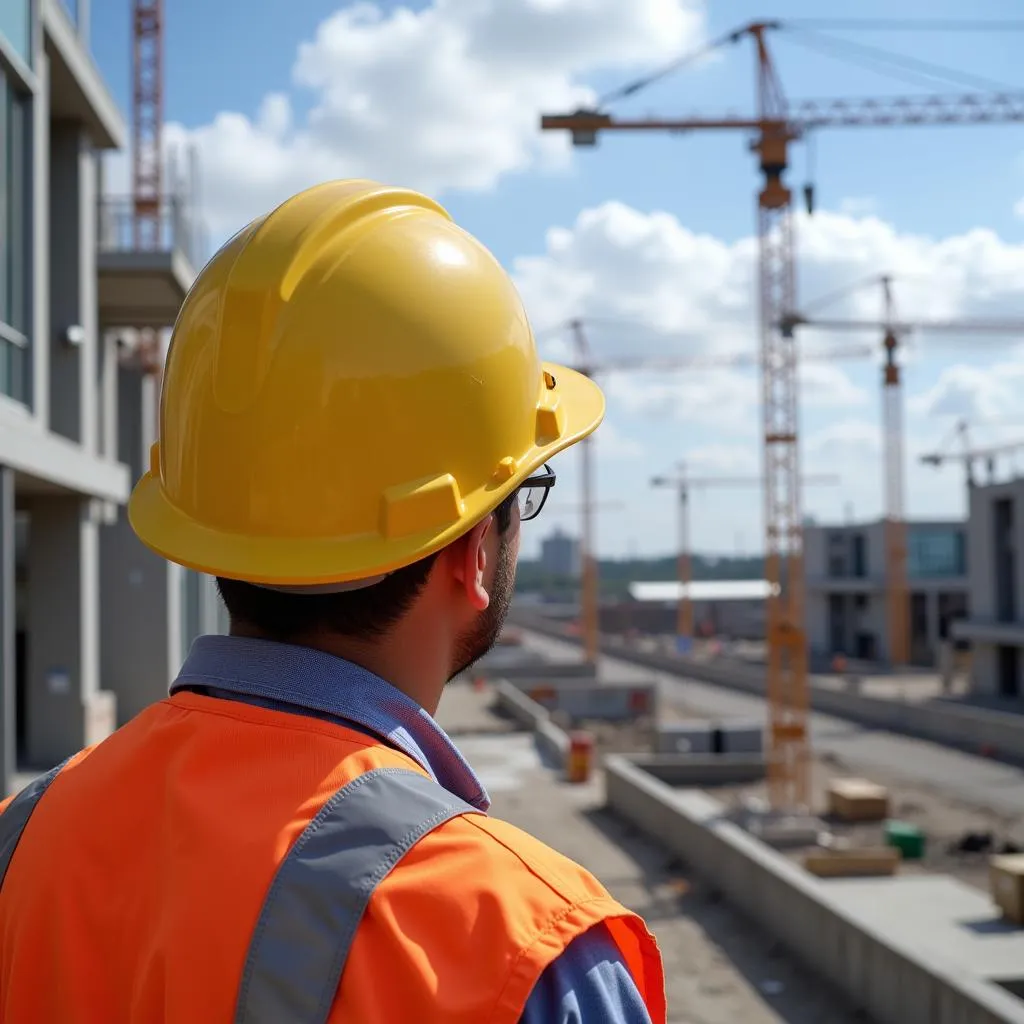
97,195,205,271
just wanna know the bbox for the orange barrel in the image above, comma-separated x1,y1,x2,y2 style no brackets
567,730,595,784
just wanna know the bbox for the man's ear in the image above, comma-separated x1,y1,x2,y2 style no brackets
449,516,493,613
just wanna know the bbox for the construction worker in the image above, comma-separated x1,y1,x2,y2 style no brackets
0,180,665,1023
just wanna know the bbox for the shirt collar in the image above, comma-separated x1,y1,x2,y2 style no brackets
171,635,490,811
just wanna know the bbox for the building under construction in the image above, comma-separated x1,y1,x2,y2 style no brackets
0,0,220,795
804,519,969,668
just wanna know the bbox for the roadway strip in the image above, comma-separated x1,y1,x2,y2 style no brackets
521,631,1024,819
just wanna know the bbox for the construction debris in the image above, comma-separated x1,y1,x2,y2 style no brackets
827,778,890,823
989,854,1024,926
803,845,900,878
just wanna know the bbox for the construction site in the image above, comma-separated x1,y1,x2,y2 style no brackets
4,3,1024,1022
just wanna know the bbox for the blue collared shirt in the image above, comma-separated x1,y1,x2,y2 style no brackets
172,636,652,1024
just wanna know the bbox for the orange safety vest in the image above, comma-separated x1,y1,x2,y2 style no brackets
0,691,666,1023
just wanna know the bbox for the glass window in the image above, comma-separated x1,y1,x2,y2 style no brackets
0,71,29,403
907,528,965,579
0,0,32,67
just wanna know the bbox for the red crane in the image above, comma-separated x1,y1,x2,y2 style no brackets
131,0,164,380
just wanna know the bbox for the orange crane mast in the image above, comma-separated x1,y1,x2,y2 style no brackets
541,20,1024,809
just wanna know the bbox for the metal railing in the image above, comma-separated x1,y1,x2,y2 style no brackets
97,195,205,271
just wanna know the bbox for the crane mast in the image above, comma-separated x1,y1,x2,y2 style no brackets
540,20,1024,811
132,0,163,249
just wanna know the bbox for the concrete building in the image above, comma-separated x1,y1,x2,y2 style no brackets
0,1,219,793
953,477,1024,700
804,519,968,667
540,527,580,578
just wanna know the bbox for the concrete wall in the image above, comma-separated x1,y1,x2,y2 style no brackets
963,480,1024,698
604,756,1024,1024
24,494,115,766
493,681,570,766
0,469,15,792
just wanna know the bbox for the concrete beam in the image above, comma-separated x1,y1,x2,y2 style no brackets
42,0,126,150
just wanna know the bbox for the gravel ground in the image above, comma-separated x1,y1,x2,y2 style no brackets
535,693,1024,894
484,742,871,1024
438,683,871,1024
701,750,1024,892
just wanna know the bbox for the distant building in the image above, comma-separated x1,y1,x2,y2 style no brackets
624,579,772,639
803,519,968,667
953,477,1024,700
540,527,580,578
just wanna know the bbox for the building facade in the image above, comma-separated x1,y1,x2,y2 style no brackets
804,519,968,667
540,527,581,578
0,0,219,794
952,477,1024,700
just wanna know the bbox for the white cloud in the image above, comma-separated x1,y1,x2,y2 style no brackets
513,204,1024,446
128,0,703,240
593,420,645,460
517,205,1024,351
838,196,878,218
910,361,1024,421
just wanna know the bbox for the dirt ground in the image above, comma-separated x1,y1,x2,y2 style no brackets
705,750,1024,892
543,706,1024,893
439,683,872,1023
480,737,872,1024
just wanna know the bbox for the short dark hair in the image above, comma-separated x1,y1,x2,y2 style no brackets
216,493,516,642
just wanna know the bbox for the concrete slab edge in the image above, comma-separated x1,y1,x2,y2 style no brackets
603,754,1024,1024
493,680,570,767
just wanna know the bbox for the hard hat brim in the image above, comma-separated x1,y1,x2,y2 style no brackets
128,363,605,586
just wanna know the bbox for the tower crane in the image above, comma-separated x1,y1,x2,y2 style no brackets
541,20,1024,808
784,276,1024,666
132,0,164,381
558,316,871,666
921,421,1024,486
650,466,841,650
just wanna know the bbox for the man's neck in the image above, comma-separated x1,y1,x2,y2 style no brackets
229,624,448,715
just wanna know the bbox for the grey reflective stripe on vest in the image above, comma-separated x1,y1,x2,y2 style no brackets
235,767,480,1024
0,759,70,889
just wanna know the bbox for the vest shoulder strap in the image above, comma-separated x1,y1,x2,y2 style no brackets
0,759,70,889
235,766,480,1024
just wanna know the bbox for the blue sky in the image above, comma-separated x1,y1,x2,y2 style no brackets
90,1,1024,559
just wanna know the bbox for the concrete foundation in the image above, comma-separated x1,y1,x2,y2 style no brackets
604,754,1024,1024
627,752,766,787
503,678,658,722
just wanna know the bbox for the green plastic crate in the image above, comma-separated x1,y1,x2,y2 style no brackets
884,820,926,860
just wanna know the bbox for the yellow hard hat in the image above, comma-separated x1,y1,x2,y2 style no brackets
128,179,604,586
